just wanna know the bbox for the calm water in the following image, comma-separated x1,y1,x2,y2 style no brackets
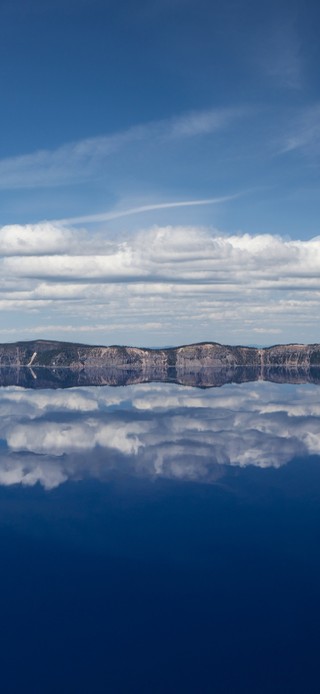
0,379,320,693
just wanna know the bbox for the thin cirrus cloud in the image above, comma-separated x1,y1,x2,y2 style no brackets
261,21,302,90
0,222,320,343
280,103,320,155
0,106,243,189
57,196,239,226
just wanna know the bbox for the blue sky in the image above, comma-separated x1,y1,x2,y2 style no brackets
1,0,320,345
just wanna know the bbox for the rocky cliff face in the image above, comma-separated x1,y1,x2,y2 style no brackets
0,338,318,368
0,340,320,369
0,339,319,389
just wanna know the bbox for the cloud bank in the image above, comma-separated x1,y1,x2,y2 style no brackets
0,221,320,344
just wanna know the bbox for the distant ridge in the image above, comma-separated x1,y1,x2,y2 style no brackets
0,339,318,389
0,339,319,369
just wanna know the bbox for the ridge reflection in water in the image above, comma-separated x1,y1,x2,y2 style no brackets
1,379,320,693
1,364,320,389
0,379,319,488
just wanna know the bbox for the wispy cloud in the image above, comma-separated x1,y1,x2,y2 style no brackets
256,7,302,91
280,104,320,155
264,28,302,90
166,107,244,138
0,107,243,190
57,195,240,225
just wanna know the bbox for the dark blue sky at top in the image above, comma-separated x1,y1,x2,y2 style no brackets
0,0,319,236
1,0,320,154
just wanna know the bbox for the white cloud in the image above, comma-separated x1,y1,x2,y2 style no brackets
1,223,320,343
3,225,320,284
253,327,282,334
0,223,80,255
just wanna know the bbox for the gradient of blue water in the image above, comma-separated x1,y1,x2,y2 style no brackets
0,382,319,693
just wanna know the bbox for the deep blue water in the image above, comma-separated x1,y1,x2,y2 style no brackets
0,380,320,693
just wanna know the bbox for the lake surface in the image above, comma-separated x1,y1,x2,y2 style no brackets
1,378,320,693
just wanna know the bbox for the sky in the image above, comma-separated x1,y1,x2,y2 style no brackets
1,0,320,346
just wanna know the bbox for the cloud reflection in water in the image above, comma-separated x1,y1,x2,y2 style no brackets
0,381,318,489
